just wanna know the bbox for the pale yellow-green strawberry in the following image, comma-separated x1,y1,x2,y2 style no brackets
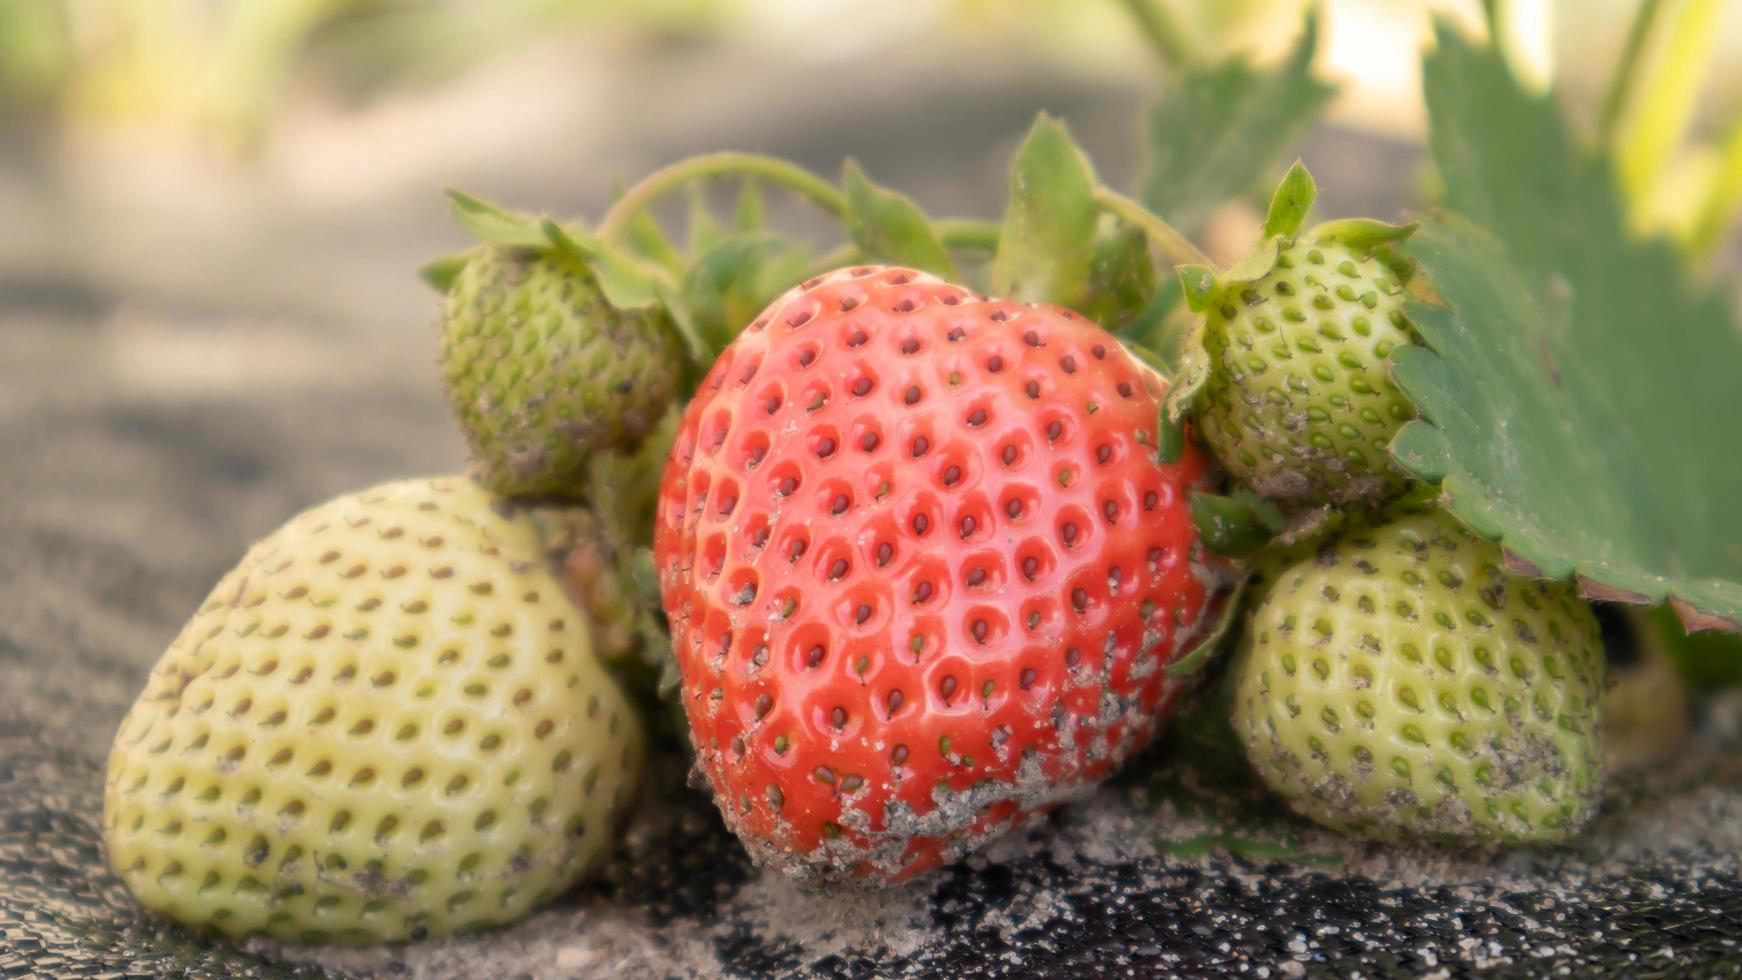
1231,507,1605,846
104,477,645,945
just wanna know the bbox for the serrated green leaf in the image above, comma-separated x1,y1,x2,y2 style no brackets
446,189,545,247
1407,23,1742,631
1386,420,1454,483
991,114,1100,309
1397,212,1742,630
842,159,958,278
1138,13,1335,233
1080,223,1156,334
1262,160,1315,239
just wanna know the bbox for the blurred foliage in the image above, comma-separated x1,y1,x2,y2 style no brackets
948,0,1307,69
0,0,735,155
1137,11,1332,234
1596,0,1742,263
2,0,1738,259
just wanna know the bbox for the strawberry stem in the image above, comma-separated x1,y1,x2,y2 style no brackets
597,151,1002,258
598,152,848,242
1115,0,1193,73
934,218,1002,252
1596,0,1663,147
1092,188,1212,269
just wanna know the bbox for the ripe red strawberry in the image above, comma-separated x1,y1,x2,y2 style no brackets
654,265,1228,885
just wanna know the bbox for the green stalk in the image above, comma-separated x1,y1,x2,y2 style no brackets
597,152,847,242
1688,114,1742,260
934,218,1002,252
1597,0,1664,147
1616,0,1723,207
1114,0,1192,72
1093,188,1212,269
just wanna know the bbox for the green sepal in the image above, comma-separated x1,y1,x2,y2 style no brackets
1176,263,1218,312
842,159,958,278
1262,160,1316,239
445,189,546,247
651,277,709,366
1155,405,1186,464
1190,490,1286,558
991,113,1101,310
734,179,767,233
1081,221,1156,334
1166,580,1248,679
624,208,687,277
1161,316,1211,424
628,546,660,599
538,216,596,261
540,217,664,312
1307,217,1419,251
680,233,813,360
1221,234,1283,286
682,235,769,355
418,251,472,293
1127,341,1187,462
686,182,723,256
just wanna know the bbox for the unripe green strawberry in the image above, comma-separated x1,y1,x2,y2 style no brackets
104,477,645,945
442,246,683,497
1170,164,1423,509
1197,237,1418,506
1231,508,1604,846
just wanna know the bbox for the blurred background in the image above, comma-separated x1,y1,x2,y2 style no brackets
2,0,1740,554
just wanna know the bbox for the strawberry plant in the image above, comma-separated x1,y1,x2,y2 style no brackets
101,0,1742,948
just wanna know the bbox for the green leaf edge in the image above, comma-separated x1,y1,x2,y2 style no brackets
1383,217,1742,633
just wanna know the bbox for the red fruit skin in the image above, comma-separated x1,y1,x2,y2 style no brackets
654,266,1226,885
